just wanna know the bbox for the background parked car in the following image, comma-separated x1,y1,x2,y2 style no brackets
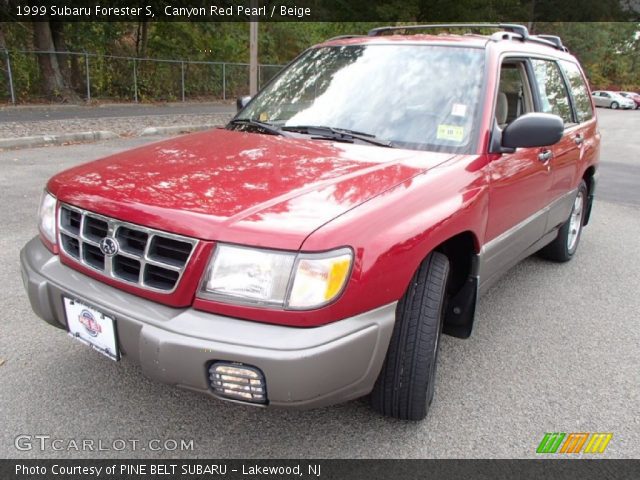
591,90,635,109
619,91,640,109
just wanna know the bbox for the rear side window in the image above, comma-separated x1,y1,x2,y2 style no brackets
530,59,573,125
559,60,594,123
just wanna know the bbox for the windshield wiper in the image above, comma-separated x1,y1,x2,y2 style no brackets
228,118,287,136
282,125,394,147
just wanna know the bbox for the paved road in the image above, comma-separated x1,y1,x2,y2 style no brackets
596,109,640,206
0,102,236,123
0,108,638,459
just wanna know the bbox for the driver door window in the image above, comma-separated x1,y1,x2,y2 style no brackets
495,62,534,128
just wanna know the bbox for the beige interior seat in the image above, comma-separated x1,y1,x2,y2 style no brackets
496,92,508,128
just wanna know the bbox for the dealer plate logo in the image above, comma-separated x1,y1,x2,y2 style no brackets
78,309,102,337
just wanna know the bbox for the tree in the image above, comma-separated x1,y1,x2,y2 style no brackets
0,22,6,49
32,20,79,101
135,19,149,57
532,22,640,89
1,20,637,103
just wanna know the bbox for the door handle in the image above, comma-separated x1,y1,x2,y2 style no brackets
574,134,584,145
538,150,552,163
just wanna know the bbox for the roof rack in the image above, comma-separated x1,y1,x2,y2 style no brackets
367,23,567,51
325,34,366,42
368,23,529,38
533,34,568,51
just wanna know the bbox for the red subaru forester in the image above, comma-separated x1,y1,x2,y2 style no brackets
21,24,599,420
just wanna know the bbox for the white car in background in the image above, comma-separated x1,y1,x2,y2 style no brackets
591,90,635,109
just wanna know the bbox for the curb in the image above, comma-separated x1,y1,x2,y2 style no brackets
138,124,218,136
0,131,118,150
0,104,82,111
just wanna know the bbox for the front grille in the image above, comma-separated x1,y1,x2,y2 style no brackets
58,204,198,293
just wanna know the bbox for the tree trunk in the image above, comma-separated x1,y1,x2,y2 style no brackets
32,21,79,102
631,36,640,80
0,23,8,100
140,21,149,57
527,0,536,31
0,23,7,50
49,21,83,90
136,20,149,57
50,21,73,87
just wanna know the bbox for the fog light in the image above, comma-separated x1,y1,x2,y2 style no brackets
208,362,267,404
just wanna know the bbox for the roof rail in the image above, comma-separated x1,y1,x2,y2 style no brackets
368,23,530,38
367,23,568,52
534,34,568,51
325,34,366,42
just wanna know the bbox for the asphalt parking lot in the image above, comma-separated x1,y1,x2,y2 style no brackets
0,108,638,459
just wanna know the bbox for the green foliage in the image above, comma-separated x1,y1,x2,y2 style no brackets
533,22,640,89
0,21,639,103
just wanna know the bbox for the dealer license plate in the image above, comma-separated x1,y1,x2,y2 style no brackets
63,297,119,361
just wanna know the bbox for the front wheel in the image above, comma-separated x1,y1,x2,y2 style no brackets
370,251,450,421
611,101,619,109
539,181,588,262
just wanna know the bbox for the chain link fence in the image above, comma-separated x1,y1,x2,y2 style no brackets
0,50,283,104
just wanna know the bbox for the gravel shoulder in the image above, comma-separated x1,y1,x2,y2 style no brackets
0,113,233,139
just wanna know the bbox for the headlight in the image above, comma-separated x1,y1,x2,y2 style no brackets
201,244,353,309
38,191,57,245
204,244,296,305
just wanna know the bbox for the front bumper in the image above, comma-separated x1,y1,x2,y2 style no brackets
20,237,395,409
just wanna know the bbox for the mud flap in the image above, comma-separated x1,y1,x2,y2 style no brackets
443,275,478,339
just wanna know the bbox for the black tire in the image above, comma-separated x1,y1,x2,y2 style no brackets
539,180,588,262
610,101,619,109
370,251,450,421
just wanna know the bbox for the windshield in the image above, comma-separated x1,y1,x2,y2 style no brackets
237,44,485,153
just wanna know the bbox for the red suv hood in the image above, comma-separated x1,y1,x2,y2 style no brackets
49,129,454,249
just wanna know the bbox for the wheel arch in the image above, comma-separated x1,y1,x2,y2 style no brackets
432,231,481,339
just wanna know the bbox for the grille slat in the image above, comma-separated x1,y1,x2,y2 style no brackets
83,243,105,270
60,208,81,235
144,264,180,290
60,233,80,259
83,216,109,242
113,255,141,283
58,204,197,293
116,227,148,256
148,236,193,267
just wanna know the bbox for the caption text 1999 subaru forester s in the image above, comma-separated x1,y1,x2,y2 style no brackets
21,24,599,420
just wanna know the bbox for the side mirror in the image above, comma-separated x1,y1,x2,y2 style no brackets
501,113,564,149
236,95,252,112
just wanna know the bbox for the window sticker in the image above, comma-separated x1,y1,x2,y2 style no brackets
451,103,467,117
259,112,269,122
437,124,465,142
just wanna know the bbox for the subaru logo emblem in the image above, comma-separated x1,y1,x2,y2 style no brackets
99,237,119,257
